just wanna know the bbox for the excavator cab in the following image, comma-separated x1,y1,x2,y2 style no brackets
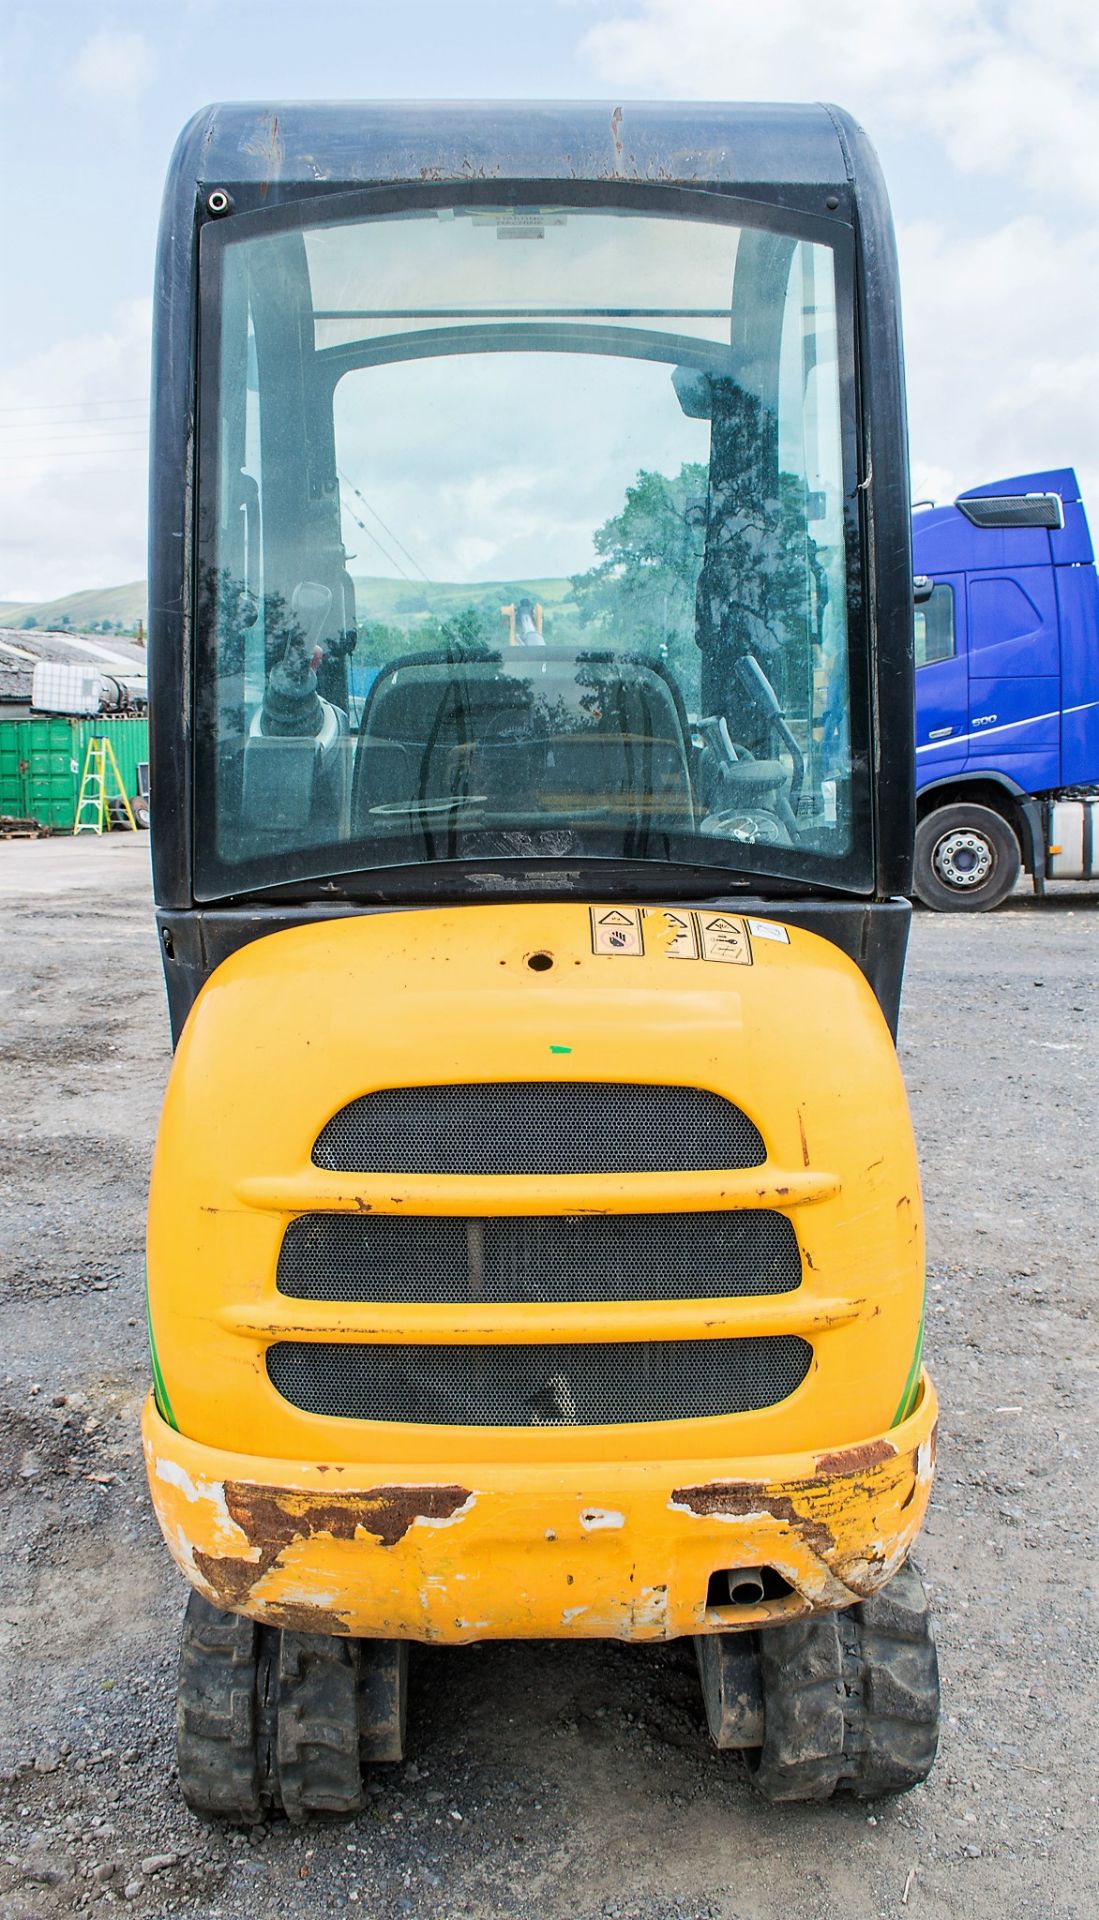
145,103,938,1819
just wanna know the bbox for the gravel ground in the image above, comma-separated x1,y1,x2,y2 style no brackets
1,836,1096,1920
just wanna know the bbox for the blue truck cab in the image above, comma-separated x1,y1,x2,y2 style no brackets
911,467,1099,908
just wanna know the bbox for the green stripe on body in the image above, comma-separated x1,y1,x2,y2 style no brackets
146,1283,178,1430
891,1308,925,1427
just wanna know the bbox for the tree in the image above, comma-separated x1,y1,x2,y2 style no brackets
355,618,405,666
570,463,707,697
414,604,496,653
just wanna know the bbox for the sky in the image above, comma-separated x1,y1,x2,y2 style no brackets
1,0,1097,602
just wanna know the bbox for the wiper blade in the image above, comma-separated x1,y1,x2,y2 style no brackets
212,855,834,909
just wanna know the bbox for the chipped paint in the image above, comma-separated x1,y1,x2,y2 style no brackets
154,1458,242,1550
223,1480,474,1551
143,1380,936,1642
579,1507,625,1531
670,1482,836,1559
814,1439,895,1477
666,1412,935,1609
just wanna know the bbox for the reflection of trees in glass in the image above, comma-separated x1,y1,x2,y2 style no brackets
355,619,405,665
570,464,707,687
570,405,822,734
416,605,496,652
356,602,501,663
197,565,324,745
697,380,818,728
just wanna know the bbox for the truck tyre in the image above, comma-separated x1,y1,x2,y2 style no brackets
913,803,1020,911
748,1561,940,1802
176,1592,366,1822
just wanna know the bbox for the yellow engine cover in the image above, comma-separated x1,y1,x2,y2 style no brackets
144,902,932,1641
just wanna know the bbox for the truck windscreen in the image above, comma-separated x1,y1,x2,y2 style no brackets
194,196,869,897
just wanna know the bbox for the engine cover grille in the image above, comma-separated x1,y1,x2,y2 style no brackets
312,1082,765,1175
266,1336,813,1426
277,1211,801,1304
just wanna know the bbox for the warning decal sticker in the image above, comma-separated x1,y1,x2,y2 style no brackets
697,914,752,965
589,907,644,956
589,907,755,965
641,908,699,959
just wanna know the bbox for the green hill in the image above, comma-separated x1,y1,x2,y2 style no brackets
351,573,578,635
0,576,580,639
0,581,147,633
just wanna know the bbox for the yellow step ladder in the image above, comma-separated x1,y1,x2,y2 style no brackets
73,736,137,835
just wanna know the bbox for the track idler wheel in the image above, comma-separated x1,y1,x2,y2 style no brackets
176,1592,408,1823
697,1562,940,1802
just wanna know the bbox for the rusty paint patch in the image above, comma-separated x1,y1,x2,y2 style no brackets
259,1599,353,1635
189,1481,472,1614
670,1481,836,1559
224,1481,472,1551
797,1108,810,1167
814,1439,896,1477
194,1546,273,1606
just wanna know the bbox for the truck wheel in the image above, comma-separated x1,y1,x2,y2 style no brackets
176,1592,370,1822
913,803,1020,911
748,1561,940,1802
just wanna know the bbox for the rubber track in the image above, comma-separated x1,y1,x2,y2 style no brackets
751,1561,940,1802
276,1632,364,1821
176,1592,268,1822
176,1597,366,1821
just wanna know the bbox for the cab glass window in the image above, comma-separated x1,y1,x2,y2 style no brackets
195,198,867,896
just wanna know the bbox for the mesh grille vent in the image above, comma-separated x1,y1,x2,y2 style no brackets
277,1211,801,1304
313,1083,765,1175
266,1336,812,1427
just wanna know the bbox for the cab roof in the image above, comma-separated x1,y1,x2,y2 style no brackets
172,100,856,191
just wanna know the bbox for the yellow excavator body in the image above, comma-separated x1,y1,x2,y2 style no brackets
144,902,934,1643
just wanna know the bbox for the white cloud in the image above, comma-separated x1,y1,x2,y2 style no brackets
0,301,151,602
899,214,1099,515
70,27,156,103
577,1,1099,525
578,0,1099,208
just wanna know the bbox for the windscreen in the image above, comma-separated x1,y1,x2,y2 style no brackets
195,197,867,896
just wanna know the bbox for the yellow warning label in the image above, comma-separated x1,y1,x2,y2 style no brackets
589,906,644,956
642,908,699,959
697,913,752,965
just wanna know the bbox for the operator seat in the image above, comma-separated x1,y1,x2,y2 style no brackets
351,649,695,831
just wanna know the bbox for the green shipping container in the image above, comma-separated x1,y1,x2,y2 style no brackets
0,715,149,832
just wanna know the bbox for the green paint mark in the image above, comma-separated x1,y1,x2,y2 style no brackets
146,1281,178,1431
890,1307,924,1428
549,1045,572,1054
